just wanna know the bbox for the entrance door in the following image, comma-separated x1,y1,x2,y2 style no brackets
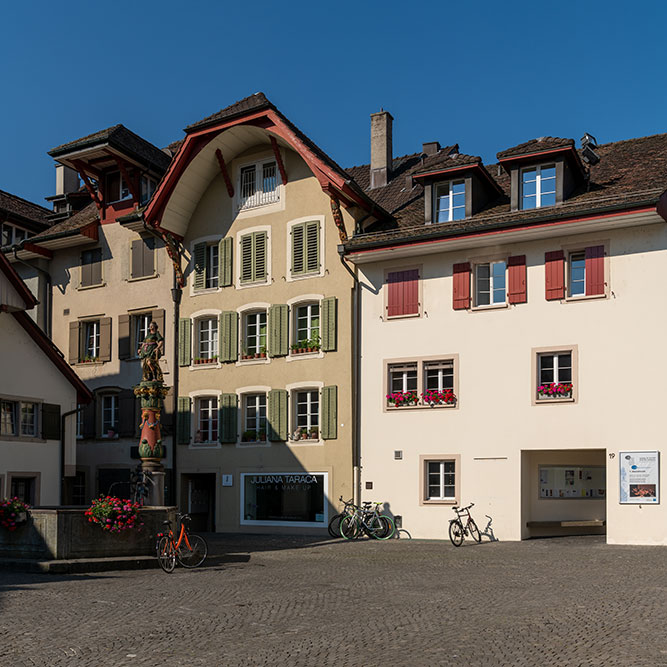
183,474,216,532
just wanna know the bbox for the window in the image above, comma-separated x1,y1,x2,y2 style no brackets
386,268,420,318
243,311,267,359
292,390,319,441
10,476,36,505
239,160,279,210
386,357,458,409
537,351,573,400
197,317,218,362
84,320,100,360
195,397,218,444
545,246,605,300
101,394,119,437
1,400,16,436
135,314,151,354
427,461,456,500
76,406,84,439
106,172,132,203
20,402,37,437
140,175,157,204
569,251,585,296
242,394,267,442
291,221,320,276
130,238,155,279
81,248,103,288
205,244,219,289
240,231,268,284
521,164,556,209
434,181,466,222
72,471,87,505
474,261,506,306
293,303,320,351
1,223,30,248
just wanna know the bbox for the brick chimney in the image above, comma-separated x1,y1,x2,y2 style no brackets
370,110,393,189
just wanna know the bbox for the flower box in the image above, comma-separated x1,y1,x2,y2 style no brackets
194,357,217,365
386,391,419,407
537,383,573,400
0,498,30,531
422,389,457,406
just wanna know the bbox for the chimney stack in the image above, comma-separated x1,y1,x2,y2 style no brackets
422,141,440,156
55,164,80,196
370,110,393,189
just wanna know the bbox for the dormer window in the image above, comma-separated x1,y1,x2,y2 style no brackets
141,175,157,204
521,164,556,209
106,172,132,203
434,181,466,222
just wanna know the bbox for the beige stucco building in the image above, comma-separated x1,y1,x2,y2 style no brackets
345,130,667,545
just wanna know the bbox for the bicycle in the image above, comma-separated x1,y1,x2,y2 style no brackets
340,501,395,540
156,513,208,572
130,466,154,506
448,503,481,547
328,497,356,538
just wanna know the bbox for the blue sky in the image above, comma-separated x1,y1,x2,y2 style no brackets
2,0,666,207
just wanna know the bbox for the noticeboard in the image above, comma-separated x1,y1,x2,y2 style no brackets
539,465,606,499
619,451,660,504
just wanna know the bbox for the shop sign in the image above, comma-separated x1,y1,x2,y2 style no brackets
619,451,660,504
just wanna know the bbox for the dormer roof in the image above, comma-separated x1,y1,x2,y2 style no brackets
497,136,574,160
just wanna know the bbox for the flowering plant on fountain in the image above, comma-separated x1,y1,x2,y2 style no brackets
85,497,143,533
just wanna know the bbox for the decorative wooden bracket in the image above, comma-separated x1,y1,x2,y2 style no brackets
161,230,184,288
215,149,234,198
330,197,348,243
113,156,140,203
270,136,288,185
74,161,103,212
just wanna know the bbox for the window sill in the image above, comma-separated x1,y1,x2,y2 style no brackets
386,312,421,320
535,396,575,405
289,438,323,446
0,435,46,443
239,440,271,447
77,282,106,291
76,361,104,367
99,434,120,440
564,293,607,303
190,442,221,449
470,302,509,312
190,361,221,370
127,274,158,283
286,350,324,362
236,357,269,366
192,286,222,296
237,280,270,290
289,271,323,282
386,402,457,412
421,498,457,505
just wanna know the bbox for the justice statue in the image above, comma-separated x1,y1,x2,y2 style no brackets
138,321,164,383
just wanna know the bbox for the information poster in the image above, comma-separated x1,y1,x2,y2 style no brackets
539,466,606,499
619,451,660,504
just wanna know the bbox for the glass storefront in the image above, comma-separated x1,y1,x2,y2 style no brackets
241,472,327,527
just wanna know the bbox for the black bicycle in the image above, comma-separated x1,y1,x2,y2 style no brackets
449,503,481,546
328,497,355,538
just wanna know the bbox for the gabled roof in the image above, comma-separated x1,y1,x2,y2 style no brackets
496,137,575,160
29,202,99,241
49,124,171,173
186,92,272,132
0,189,52,227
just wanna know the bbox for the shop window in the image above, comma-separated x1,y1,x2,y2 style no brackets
291,389,319,441
242,394,267,442
194,397,218,444
241,472,327,526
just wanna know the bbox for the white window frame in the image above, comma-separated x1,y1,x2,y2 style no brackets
293,302,320,349
100,394,118,437
425,460,457,501
388,362,418,394
473,260,507,307
291,389,320,441
568,250,586,297
84,320,100,360
235,225,271,289
243,311,267,357
195,396,218,444
134,313,151,356
521,163,556,209
423,360,455,393
286,216,325,281
197,317,218,361
242,393,267,442
237,158,280,211
0,399,17,437
434,180,466,223
532,345,578,405
205,244,219,289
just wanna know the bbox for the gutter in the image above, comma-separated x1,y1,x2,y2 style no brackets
60,406,85,504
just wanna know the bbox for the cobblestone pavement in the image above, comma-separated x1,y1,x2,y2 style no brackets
1,534,666,666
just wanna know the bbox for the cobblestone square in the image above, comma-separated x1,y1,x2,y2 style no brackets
1,534,666,666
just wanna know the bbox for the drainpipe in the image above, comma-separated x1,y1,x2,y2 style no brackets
338,245,361,506
142,220,181,506
12,245,52,338
60,405,85,505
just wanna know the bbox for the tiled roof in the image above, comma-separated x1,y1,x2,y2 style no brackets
49,124,171,173
345,133,667,250
186,93,272,132
412,150,482,176
496,137,575,160
30,202,98,240
0,189,52,226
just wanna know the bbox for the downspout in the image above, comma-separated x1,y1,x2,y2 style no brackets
12,245,52,338
60,405,85,505
338,245,361,506
142,220,181,506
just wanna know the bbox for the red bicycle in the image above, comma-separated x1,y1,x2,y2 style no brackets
156,513,207,572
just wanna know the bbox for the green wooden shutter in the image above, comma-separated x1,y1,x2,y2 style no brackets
240,234,253,283
178,318,191,366
268,304,288,357
177,397,191,444
99,317,112,362
219,311,239,362
193,242,206,290
219,393,238,443
292,223,305,275
219,236,233,287
268,389,288,441
253,231,267,282
118,314,131,360
69,321,80,364
321,385,337,440
305,221,320,273
320,297,337,352
41,403,61,440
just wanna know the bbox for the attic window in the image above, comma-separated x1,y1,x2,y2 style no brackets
239,160,279,210
106,172,132,204
521,164,556,209
434,180,466,222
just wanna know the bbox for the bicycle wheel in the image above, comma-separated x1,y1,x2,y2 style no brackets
156,536,176,573
328,513,344,538
449,520,464,547
370,515,395,540
177,534,208,568
340,515,359,540
468,519,482,543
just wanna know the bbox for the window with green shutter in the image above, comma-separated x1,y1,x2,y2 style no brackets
320,297,337,352
193,242,206,290
219,311,239,362
240,231,268,284
268,304,288,357
291,221,320,276
219,393,238,443
268,389,288,441
320,385,337,440
178,319,191,366
193,242,221,290
219,236,233,287
177,397,191,444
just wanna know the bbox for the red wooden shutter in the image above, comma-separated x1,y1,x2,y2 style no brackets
452,263,471,310
544,251,565,301
585,245,605,295
387,269,420,317
508,255,527,304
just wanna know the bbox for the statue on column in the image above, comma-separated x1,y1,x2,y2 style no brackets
138,321,164,383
